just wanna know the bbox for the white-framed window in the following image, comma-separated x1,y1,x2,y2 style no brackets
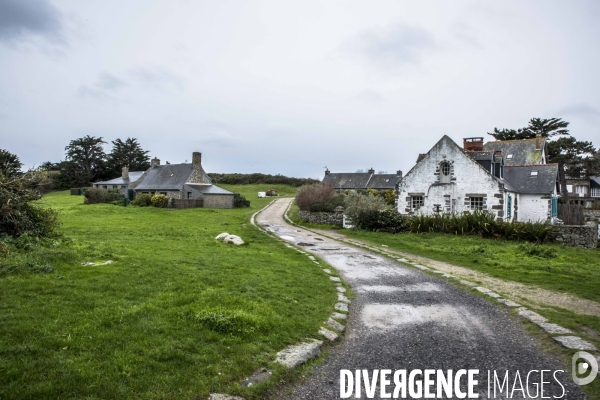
187,192,192,199
439,161,452,183
411,196,424,210
506,154,513,159
530,171,538,176
470,197,484,210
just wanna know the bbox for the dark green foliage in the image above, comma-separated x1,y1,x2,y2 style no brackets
547,136,600,178
83,188,123,205
210,173,319,187
130,194,152,207
309,194,345,212
0,149,22,178
106,138,150,176
352,208,409,233
487,117,570,140
233,193,250,208
354,209,553,243
65,135,107,185
0,171,59,239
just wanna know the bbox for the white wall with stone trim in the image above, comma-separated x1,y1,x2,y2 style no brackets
517,194,550,222
397,136,506,219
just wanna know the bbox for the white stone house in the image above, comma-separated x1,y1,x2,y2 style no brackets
396,136,560,222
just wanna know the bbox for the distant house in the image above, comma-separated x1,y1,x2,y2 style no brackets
94,152,235,209
93,167,145,190
397,136,560,222
323,168,402,191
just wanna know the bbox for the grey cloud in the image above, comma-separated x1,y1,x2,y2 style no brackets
0,0,63,43
129,66,186,91
556,104,600,123
356,90,385,105
347,24,435,66
77,85,108,100
96,72,128,91
453,23,483,50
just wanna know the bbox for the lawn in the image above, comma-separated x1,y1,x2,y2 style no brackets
0,185,337,399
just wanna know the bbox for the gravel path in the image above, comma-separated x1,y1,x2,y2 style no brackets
256,198,584,399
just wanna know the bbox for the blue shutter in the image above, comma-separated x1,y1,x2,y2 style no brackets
507,196,512,219
551,196,558,217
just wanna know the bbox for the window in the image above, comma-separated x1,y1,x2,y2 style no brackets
439,161,452,183
187,192,192,199
103,185,107,189
506,154,513,159
530,171,538,176
121,185,126,189
113,185,117,189
470,197,484,210
411,196,424,210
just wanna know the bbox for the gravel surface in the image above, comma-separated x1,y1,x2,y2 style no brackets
257,199,585,399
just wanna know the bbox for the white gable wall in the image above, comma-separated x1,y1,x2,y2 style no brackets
397,136,506,219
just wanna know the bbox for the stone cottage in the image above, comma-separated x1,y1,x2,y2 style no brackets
396,135,560,222
93,166,145,190
130,152,234,208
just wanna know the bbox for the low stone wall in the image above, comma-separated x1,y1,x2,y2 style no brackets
584,210,600,220
297,211,343,226
548,224,598,249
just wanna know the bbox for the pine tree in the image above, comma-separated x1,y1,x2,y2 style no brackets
65,135,107,184
0,149,23,177
107,138,150,175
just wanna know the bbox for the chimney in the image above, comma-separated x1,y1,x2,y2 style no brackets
535,133,542,150
397,170,403,179
150,157,160,167
368,168,375,174
463,137,484,152
121,166,129,179
325,169,330,176
192,152,202,171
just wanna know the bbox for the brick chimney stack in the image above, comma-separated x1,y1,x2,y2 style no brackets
463,137,484,152
397,170,403,179
122,166,129,179
325,169,330,176
368,168,375,174
535,133,542,150
150,157,160,167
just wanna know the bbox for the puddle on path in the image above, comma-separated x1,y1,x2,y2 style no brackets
357,282,442,293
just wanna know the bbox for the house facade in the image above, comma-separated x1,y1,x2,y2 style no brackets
396,136,560,222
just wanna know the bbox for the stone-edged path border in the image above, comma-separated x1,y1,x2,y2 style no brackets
283,202,600,378
209,200,349,400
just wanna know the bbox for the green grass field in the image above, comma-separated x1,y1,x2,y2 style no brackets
0,186,337,399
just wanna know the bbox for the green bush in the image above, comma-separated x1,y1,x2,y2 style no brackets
84,188,123,205
233,193,250,208
309,194,346,212
296,183,336,211
130,194,152,207
343,191,390,225
151,194,169,208
354,208,409,233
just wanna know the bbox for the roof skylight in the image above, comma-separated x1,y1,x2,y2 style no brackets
506,154,513,159
530,171,538,176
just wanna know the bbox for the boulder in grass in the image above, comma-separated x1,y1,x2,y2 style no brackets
224,234,244,245
215,232,229,240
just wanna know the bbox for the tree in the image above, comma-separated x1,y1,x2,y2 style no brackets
65,136,107,184
106,138,150,176
0,149,23,178
487,118,570,140
546,137,600,178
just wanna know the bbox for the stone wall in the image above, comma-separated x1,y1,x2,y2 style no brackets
203,194,234,209
548,224,598,249
297,211,343,226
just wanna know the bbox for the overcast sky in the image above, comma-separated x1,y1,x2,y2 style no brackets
1,0,599,179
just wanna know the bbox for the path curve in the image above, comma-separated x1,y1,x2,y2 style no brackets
256,198,584,399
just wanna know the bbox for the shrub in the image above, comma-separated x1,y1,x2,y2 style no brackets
233,193,250,208
343,191,390,226
151,194,169,208
130,194,152,207
519,243,557,258
309,194,346,212
296,183,336,211
354,208,409,233
84,188,123,205
382,189,396,206
209,173,319,187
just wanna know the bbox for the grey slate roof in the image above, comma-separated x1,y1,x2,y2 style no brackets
135,164,195,190
590,176,600,188
366,174,400,190
483,139,544,165
503,164,559,194
185,184,234,195
323,173,373,189
95,171,145,186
